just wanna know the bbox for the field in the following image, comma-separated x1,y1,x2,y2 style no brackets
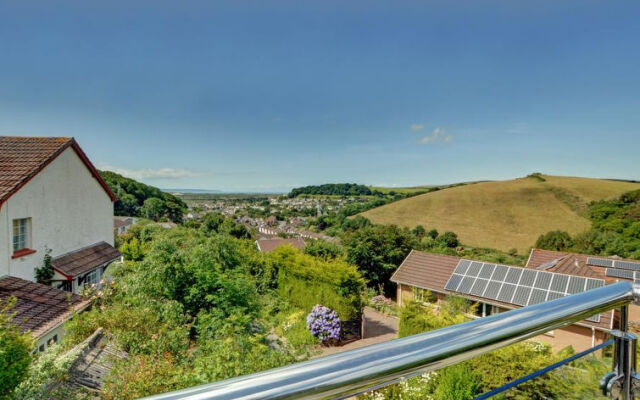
361,175,640,253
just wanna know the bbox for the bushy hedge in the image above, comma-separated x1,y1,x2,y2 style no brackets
271,246,364,320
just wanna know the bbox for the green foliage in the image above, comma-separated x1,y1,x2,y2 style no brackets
9,343,89,400
272,246,365,320
535,189,640,258
289,183,373,197
433,363,481,399
535,230,574,251
120,237,144,261
303,240,344,260
527,172,547,182
0,298,35,399
428,229,439,239
200,213,252,239
411,225,426,238
398,300,472,338
100,170,187,223
102,353,200,400
141,197,165,220
343,224,418,295
34,248,54,285
435,231,459,248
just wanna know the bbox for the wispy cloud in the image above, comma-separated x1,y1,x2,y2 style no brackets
417,127,453,144
98,164,208,180
410,124,425,132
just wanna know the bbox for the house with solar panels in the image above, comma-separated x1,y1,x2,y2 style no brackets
0,136,120,351
391,248,640,352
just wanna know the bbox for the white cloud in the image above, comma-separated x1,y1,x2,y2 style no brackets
98,164,207,180
418,127,453,144
410,124,425,132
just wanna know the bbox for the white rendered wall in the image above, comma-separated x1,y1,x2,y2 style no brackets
0,147,114,281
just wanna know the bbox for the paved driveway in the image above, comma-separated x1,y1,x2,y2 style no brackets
317,307,399,357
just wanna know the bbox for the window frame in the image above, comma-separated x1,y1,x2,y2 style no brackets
12,218,33,255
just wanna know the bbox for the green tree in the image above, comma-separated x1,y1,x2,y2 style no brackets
0,298,35,398
141,197,166,221
412,225,426,238
436,231,459,248
428,229,439,240
343,224,418,296
535,230,574,251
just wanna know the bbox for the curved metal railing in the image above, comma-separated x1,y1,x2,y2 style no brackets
143,281,640,400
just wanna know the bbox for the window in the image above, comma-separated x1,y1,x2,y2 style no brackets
12,218,30,252
82,269,99,288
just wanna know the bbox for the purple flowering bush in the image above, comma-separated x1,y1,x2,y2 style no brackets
306,305,341,343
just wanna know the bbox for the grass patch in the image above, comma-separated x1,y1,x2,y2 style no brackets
361,175,640,253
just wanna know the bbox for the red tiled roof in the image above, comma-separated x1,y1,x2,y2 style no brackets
0,276,90,338
256,238,306,252
392,250,613,331
52,242,121,278
0,136,117,207
391,250,460,293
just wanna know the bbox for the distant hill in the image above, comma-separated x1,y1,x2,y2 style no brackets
360,175,640,253
100,170,187,223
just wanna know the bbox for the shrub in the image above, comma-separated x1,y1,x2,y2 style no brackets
534,230,574,251
436,231,459,248
306,305,341,342
0,298,35,398
273,247,364,320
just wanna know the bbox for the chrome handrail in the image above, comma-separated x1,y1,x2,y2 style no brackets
144,281,640,400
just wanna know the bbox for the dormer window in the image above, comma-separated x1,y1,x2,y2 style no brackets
12,218,35,258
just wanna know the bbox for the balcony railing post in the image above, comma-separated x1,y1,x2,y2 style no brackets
603,306,639,400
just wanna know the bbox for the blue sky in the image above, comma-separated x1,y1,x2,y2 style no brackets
1,1,639,192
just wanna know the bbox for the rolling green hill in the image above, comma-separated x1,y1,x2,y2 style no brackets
360,175,640,253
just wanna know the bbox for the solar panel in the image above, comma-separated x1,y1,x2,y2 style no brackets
458,276,475,294
567,276,586,294
484,281,502,300
528,289,548,305
445,274,464,291
606,268,634,280
467,262,483,277
492,265,509,281
533,271,552,290
547,291,565,301
470,279,489,297
587,257,613,268
519,269,537,287
512,286,532,306
497,283,517,303
442,259,605,325
614,261,640,271
550,274,569,292
504,268,522,284
478,264,495,279
454,259,471,275
586,279,604,291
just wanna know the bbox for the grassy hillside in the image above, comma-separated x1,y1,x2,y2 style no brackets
360,175,640,253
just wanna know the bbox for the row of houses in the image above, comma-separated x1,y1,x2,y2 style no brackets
1,136,120,351
392,248,640,351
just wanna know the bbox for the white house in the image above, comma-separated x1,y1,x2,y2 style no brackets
0,136,120,350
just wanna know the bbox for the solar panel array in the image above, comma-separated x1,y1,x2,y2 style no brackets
444,260,604,323
588,257,640,271
605,268,640,283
